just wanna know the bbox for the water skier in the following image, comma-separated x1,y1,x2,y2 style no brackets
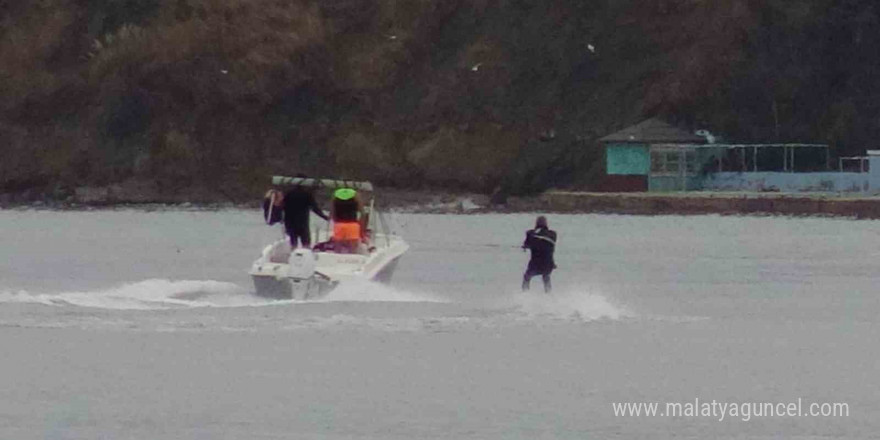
521,215,557,293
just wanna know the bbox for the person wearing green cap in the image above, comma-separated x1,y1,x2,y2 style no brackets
334,188,357,201
331,187,362,253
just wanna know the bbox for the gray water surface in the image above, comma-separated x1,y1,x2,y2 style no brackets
1,209,878,439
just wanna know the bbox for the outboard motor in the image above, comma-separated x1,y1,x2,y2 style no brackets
287,248,317,280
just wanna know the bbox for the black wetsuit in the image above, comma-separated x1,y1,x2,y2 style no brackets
522,226,557,292
263,187,328,247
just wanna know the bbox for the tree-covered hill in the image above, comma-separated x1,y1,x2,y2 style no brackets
2,0,879,201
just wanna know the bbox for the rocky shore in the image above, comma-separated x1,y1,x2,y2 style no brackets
5,183,880,219
0,182,499,213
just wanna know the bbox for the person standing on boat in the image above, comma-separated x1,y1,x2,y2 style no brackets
263,176,329,248
521,215,557,293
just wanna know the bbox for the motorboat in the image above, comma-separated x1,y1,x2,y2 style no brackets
249,176,409,300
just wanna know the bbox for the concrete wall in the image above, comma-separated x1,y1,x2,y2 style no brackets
649,175,704,192
598,175,648,192
704,172,870,193
869,155,880,190
536,192,880,218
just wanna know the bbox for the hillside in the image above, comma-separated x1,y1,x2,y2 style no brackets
2,0,879,202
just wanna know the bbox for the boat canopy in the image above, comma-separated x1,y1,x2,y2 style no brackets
272,176,374,192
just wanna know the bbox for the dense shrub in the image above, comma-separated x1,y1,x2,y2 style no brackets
2,0,880,198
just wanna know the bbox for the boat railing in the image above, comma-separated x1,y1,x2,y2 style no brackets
272,176,373,192
377,209,392,248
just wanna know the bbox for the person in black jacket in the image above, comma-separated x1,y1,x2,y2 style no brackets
262,178,329,248
521,215,557,293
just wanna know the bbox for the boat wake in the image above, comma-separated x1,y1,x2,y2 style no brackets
506,289,634,321
283,289,635,332
0,281,642,334
0,279,445,311
304,280,446,304
0,279,275,310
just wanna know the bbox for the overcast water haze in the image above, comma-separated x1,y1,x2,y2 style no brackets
1,209,878,439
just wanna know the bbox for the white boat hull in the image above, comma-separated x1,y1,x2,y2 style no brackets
251,273,337,300
249,234,408,300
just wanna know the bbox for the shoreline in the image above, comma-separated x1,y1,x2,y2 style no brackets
531,191,880,219
4,188,880,219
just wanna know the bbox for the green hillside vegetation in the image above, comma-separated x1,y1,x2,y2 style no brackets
2,0,879,201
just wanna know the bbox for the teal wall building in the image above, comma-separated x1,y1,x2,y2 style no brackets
599,118,842,193
600,118,707,192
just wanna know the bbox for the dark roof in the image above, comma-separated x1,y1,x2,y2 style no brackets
599,118,706,144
